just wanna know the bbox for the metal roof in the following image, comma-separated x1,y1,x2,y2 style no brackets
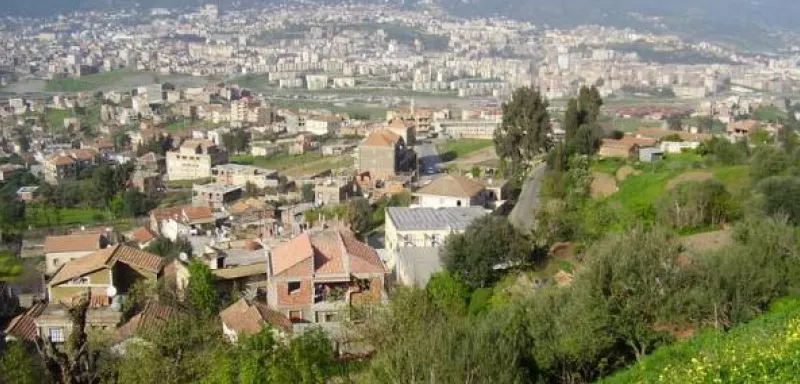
386,207,488,231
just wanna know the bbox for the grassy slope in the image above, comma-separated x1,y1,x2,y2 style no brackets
600,297,800,384
45,70,136,92
437,139,494,161
231,152,354,177
589,153,749,226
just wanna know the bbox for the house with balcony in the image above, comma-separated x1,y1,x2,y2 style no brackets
265,229,387,333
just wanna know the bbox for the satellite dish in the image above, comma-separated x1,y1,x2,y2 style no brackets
179,252,189,262
106,285,118,298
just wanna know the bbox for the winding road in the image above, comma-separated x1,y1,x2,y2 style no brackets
509,162,547,232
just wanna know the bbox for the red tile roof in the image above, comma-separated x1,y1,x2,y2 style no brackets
362,130,401,147
44,233,103,254
273,229,386,278
271,232,314,276
50,245,163,285
3,303,46,341
129,227,156,243
116,301,177,339
220,298,292,335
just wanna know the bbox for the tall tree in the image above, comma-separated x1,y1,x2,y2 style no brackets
36,295,100,384
347,197,373,238
577,85,603,125
563,99,580,141
187,260,218,317
494,87,552,174
441,215,530,288
0,341,47,384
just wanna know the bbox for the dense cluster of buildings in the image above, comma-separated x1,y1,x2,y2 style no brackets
2,4,800,103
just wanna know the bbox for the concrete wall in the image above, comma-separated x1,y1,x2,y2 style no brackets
46,251,93,275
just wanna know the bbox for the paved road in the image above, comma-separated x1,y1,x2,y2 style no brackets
415,141,444,184
509,163,547,232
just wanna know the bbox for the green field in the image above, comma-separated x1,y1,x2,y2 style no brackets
232,152,354,176
269,99,388,120
46,70,137,92
25,206,108,228
599,116,664,132
437,139,494,161
588,152,748,228
601,297,800,384
167,177,213,189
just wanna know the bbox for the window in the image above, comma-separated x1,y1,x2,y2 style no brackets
70,276,90,285
288,281,301,295
49,328,64,343
316,311,340,323
289,310,303,321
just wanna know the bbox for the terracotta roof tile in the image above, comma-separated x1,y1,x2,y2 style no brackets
116,301,177,339
415,175,485,198
50,245,163,285
44,233,103,254
3,303,46,341
311,231,346,275
340,230,386,275
220,298,292,335
129,227,156,243
362,130,401,147
271,233,314,276
111,245,164,274
183,206,214,221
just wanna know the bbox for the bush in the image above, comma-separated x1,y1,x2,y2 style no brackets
656,180,736,230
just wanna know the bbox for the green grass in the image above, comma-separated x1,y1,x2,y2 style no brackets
45,70,136,92
437,139,494,161
599,116,664,132
591,158,627,175
590,152,743,226
232,152,325,170
44,109,74,129
269,99,388,120
25,206,108,228
167,177,213,189
600,297,800,384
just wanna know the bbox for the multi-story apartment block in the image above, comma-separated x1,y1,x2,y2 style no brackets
166,140,228,181
357,130,414,180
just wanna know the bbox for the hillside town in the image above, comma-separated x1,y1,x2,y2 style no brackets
1,4,800,102
2,2,800,384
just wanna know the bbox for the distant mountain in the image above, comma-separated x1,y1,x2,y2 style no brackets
434,0,800,50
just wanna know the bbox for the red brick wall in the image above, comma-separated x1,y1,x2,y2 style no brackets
278,278,312,306
350,276,384,306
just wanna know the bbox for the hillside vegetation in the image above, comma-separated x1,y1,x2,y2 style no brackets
601,297,800,384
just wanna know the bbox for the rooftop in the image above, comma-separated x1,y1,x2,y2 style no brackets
414,174,485,198
44,233,104,254
386,207,488,231
193,184,243,194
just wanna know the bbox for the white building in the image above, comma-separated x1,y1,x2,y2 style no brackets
166,140,229,181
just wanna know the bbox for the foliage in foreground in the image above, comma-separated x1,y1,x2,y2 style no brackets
601,297,800,384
